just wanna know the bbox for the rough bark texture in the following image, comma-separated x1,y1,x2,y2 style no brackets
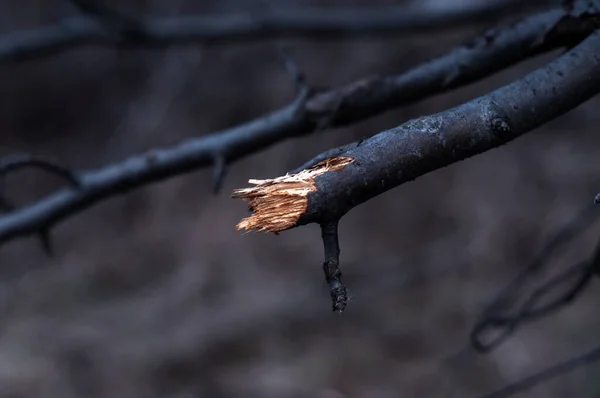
234,30,600,231
300,30,600,224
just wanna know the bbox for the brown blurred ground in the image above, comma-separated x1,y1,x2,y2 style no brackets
0,1,599,397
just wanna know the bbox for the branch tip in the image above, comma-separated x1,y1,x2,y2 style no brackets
232,156,354,233
39,228,54,256
212,156,228,194
321,221,347,313
278,46,307,95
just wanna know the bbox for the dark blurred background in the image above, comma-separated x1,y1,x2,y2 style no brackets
0,0,599,397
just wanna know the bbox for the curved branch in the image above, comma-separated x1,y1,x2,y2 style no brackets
233,30,600,232
0,4,594,245
0,155,81,187
0,0,552,61
469,204,600,352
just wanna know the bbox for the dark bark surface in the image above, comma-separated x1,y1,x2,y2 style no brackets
0,1,599,397
299,31,600,225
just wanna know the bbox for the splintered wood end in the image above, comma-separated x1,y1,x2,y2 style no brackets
231,156,355,233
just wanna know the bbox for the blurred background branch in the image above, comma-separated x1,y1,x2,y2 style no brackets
479,343,600,398
0,0,554,61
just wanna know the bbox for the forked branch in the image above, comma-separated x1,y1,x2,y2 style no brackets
0,4,593,245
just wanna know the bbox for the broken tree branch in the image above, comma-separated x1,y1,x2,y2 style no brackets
233,29,600,232
0,3,595,246
0,0,552,61
233,10,600,315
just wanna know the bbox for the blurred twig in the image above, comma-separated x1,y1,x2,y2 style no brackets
469,200,600,396
470,204,600,352
0,155,81,187
0,0,554,61
0,155,82,254
478,343,600,398
70,0,147,41
0,4,594,247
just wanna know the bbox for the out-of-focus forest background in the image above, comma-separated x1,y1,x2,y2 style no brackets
0,0,599,397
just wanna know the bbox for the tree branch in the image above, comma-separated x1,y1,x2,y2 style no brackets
233,29,600,233
321,220,347,313
0,0,553,61
0,155,81,187
469,204,600,352
0,4,595,246
478,343,600,398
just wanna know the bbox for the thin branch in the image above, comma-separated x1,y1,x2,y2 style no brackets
0,0,554,61
71,0,133,21
70,0,146,41
0,155,80,187
234,29,600,234
0,4,595,245
470,204,600,351
478,343,600,398
471,260,596,352
0,155,81,254
321,220,347,313
211,155,227,194
471,202,600,352
0,194,53,255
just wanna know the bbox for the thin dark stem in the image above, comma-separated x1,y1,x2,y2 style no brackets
478,344,600,398
0,155,80,187
0,155,82,254
0,192,53,255
320,220,347,313
211,156,228,194
70,0,146,41
278,46,308,96
470,204,600,352
470,261,595,352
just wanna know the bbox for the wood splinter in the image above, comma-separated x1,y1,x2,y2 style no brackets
231,156,354,233
232,156,353,312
